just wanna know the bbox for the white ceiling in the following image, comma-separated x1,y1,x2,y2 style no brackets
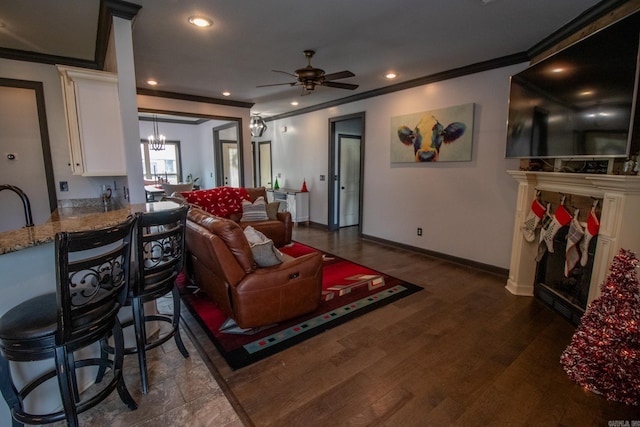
0,0,607,117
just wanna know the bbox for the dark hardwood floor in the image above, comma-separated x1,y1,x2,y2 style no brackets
182,225,640,426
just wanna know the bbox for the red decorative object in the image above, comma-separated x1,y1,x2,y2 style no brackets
301,179,308,192
560,249,640,406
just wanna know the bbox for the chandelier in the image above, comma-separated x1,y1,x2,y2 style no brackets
250,115,267,137
148,114,166,151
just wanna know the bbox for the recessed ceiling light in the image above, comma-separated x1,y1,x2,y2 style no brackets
291,101,299,106
222,91,231,97
188,16,212,28
551,67,564,73
147,79,158,86
385,72,398,79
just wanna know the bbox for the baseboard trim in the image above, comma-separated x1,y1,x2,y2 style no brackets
361,233,509,278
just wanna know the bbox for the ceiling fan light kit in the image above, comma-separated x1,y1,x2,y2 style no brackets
257,50,358,94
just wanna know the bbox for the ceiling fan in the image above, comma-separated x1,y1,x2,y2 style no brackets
257,50,358,94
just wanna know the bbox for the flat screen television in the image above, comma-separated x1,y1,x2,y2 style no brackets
505,11,640,159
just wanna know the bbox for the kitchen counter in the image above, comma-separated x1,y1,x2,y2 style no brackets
0,201,181,255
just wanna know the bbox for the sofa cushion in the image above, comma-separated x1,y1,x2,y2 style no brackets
241,196,269,222
250,240,284,267
266,202,279,220
245,187,267,202
243,226,284,267
181,187,249,217
187,207,254,273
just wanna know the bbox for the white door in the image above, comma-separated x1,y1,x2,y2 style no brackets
259,142,272,187
339,136,361,227
0,85,51,232
222,141,239,187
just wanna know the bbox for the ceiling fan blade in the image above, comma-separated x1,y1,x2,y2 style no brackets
322,70,355,81
272,69,298,78
256,82,298,88
322,81,359,90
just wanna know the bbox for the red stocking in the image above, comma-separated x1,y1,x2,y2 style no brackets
579,208,600,267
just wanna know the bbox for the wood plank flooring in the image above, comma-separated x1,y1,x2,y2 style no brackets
182,225,640,426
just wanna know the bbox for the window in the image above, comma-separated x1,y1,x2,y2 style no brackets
140,140,183,184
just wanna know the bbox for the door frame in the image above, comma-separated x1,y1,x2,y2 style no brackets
213,121,244,187
328,112,365,233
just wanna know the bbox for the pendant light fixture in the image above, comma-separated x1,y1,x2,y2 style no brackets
250,115,267,137
148,114,166,151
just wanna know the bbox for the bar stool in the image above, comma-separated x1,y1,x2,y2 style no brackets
109,203,190,394
0,216,137,427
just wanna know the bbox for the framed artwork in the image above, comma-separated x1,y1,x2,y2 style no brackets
390,103,474,163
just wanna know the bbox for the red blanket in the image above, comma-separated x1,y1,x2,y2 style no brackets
181,186,249,217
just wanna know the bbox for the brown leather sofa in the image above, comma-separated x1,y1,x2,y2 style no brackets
180,187,292,248
185,207,323,329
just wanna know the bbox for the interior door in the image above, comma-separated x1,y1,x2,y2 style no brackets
0,81,56,232
221,141,239,187
258,141,272,188
339,135,361,227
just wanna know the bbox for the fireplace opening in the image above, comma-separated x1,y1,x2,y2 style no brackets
535,226,598,325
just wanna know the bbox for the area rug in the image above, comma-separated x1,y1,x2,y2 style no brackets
179,242,422,370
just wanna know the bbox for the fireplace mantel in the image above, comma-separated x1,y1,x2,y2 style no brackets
506,171,640,303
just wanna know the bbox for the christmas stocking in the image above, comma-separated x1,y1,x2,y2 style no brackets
522,198,547,242
579,208,600,267
535,205,552,262
540,204,572,253
564,209,584,277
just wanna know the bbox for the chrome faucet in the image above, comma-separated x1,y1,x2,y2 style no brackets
0,185,34,227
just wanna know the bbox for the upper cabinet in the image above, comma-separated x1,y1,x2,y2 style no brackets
57,65,127,176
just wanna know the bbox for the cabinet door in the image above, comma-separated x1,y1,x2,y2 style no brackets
73,76,126,175
287,192,309,222
58,70,83,173
58,66,126,176
286,193,297,220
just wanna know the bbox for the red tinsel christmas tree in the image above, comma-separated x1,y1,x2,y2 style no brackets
560,248,640,406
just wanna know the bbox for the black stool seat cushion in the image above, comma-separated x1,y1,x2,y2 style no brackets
0,293,57,351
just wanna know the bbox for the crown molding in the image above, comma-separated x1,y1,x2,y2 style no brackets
137,88,254,109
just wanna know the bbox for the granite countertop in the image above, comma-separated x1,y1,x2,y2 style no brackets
0,201,180,255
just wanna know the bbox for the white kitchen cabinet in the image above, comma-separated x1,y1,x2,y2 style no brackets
266,189,309,223
57,65,126,176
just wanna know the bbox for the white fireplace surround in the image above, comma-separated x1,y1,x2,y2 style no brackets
506,171,640,304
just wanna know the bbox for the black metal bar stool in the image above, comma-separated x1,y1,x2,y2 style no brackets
101,203,189,394
0,216,137,426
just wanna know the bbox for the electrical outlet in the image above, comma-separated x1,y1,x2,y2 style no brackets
59,181,69,192
417,227,422,236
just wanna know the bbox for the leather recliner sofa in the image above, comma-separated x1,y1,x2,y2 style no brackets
185,207,323,329
180,186,292,248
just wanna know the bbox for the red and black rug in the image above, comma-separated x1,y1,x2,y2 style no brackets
179,242,422,370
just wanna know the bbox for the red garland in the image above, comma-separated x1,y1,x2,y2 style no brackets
560,249,640,406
